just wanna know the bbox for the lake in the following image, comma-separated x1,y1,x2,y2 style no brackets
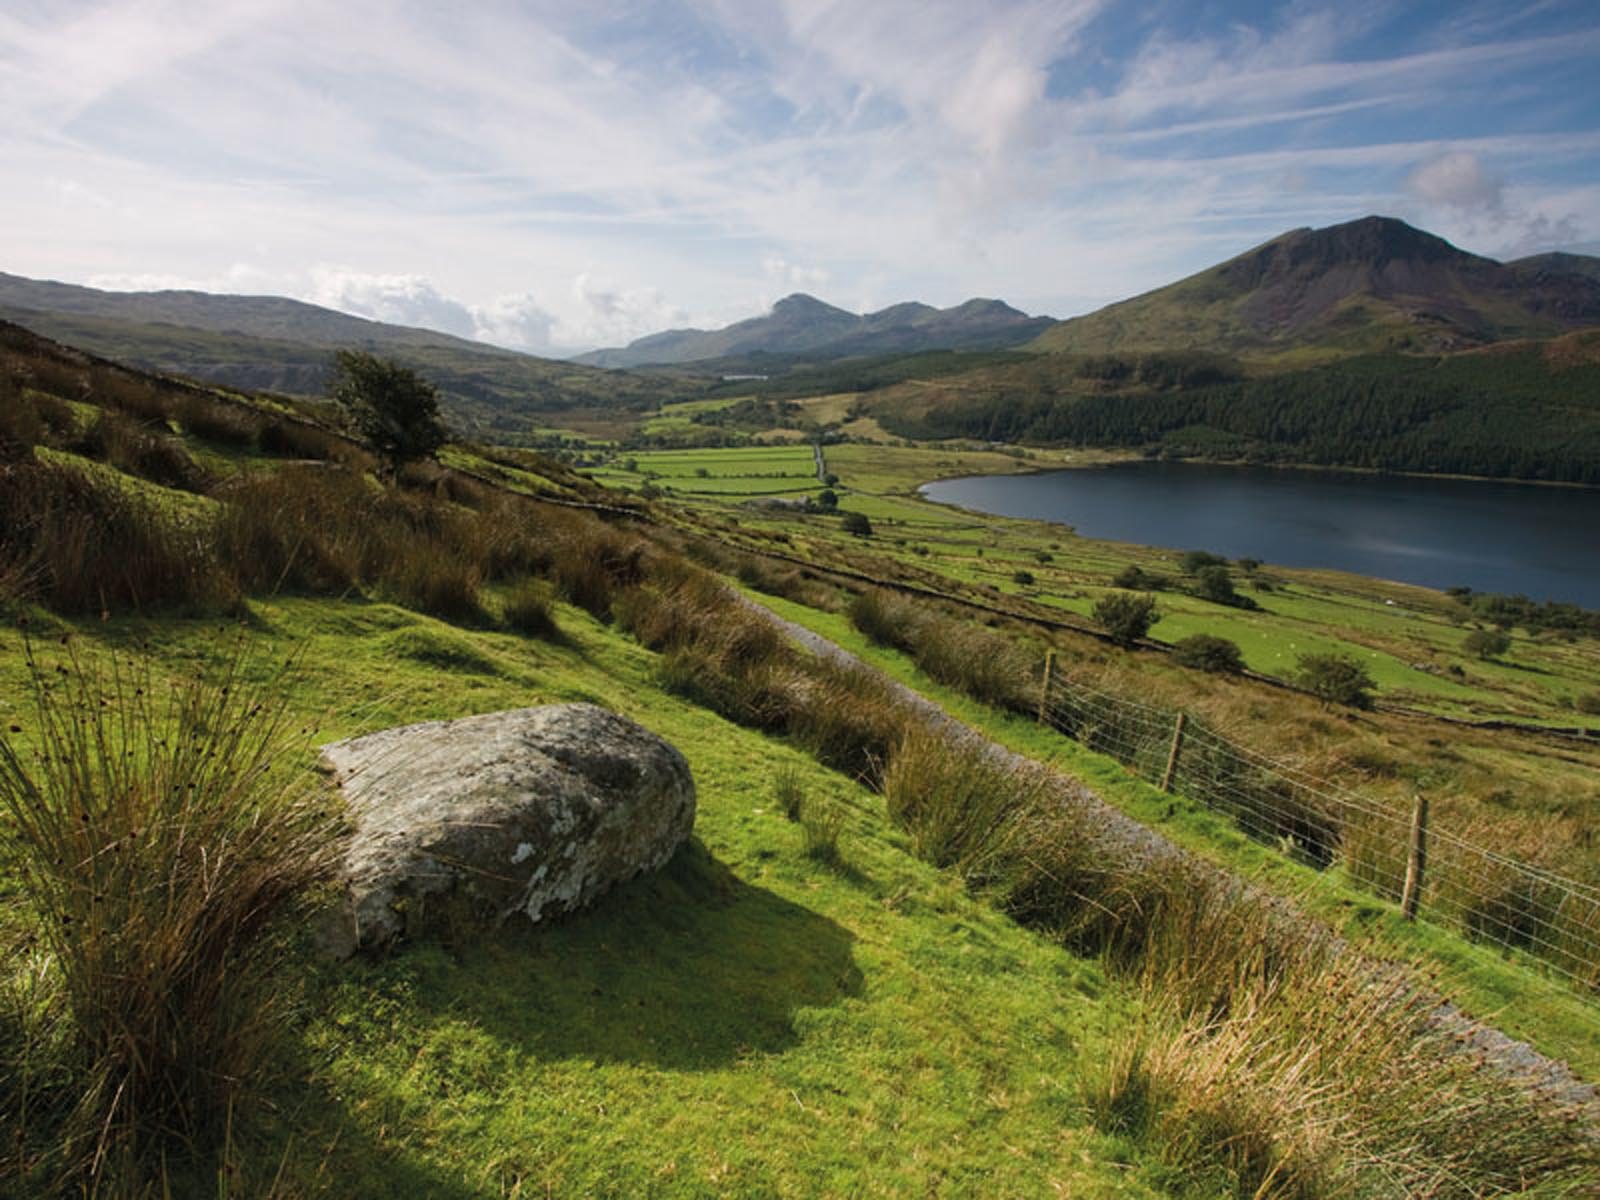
921,461,1600,607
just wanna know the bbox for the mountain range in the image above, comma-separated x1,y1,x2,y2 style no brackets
1030,216,1600,359
0,273,698,440
5,216,1599,435
575,293,1054,368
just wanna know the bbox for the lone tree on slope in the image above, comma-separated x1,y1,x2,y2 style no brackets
330,350,448,475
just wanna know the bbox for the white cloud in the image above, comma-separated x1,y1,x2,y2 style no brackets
557,274,690,349
470,292,558,354
762,254,830,294
307,268,477,338
1405,151,1504,215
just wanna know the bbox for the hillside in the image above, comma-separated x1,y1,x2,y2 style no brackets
4,330,1599,1195
0,274,701,440
578,293,1053,368
1030,216,1600,359
861,331,1600,482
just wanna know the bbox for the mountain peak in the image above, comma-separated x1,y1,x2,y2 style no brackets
771,293,849,318
1032,215,1600,357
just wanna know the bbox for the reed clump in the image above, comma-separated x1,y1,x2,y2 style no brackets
0,638,341,1191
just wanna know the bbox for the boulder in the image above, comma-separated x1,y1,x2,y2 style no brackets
319,703,695,956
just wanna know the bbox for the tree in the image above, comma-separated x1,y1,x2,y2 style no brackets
1462,628,1511,660
1172,633,1244,674
814,488,839,511
1092,592,1159,647
840,510,873,537
330,350,448,474
1295,652,1375,709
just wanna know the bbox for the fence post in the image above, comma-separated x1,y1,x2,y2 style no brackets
1160,712,1187,794
1401,793,1429,921
1037,650,1056,726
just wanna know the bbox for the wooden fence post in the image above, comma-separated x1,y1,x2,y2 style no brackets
1401,793,1430,921
1037,650,1056,726
1160,712,1187,794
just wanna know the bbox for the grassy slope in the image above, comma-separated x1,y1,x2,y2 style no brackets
744,591,1600,1082
0,598,1165,1198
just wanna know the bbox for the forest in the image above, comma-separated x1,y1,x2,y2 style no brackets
872,346,1600,483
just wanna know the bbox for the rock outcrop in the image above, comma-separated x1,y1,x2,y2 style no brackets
319,703,695,956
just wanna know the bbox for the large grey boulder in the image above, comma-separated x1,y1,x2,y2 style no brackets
319,703,695,956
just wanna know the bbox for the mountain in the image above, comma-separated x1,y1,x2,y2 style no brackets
577,293,1053,367
1030,216,1600,359
0,273,698,442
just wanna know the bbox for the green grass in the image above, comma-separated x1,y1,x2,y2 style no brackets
0,597,1171,1197
747,588,1600,1082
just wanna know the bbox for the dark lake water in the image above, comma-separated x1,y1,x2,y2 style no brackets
921,462,1600,607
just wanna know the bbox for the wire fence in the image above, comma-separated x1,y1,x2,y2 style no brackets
1038,661,1600,994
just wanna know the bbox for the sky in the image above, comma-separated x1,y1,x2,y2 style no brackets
3,1,1599,356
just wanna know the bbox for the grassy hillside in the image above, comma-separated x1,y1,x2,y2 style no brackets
857,331,1600,483
2,335,1597,1196
1029,216,1600,360
0,308,700,445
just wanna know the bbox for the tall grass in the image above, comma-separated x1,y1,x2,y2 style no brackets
848,588,1037,711
877,731,1598,1194
0,638,340,1190
0,460,230,614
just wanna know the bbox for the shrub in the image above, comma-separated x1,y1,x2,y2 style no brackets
178,394,261,446
1092,592,1160,646
1190,564,1253,608
212,466,370,595
0,385,43,461
258,417,341,461
0,460,229,614
0,640,339,1188
1111,564,1150,589
1171,634,1244,674
330,350,448,474
1011,569,1035,586
1295,652,1376,709
502,576,560,638
1462,628,1510,660
840,510,873,537
846,588,923,653
1179,549,1227,574
882,727,1034,885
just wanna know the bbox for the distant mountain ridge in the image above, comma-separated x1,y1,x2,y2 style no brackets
0,271,506,354
0,272,697,443
576,293,1054,367
1030,216,1600,358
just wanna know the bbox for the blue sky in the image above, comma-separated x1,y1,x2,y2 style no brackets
3,1,1598,353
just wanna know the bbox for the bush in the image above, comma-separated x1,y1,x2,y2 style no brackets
178,395,261,446
1111,564,1150,590
0,640,339,1187
847,588,922,653
330,350,448,474
840,510,873,537
1011,569,1035,586
258,417,342,461
1092,592,1160,647
1462,628,1510,660
1179,549,1227,574
502,577,560,638
1295,652,1375,709
1190,564,1253,608
0,460,230,614
1171,634,1244,674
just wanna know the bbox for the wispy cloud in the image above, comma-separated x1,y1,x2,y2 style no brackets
2,1,1597,349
